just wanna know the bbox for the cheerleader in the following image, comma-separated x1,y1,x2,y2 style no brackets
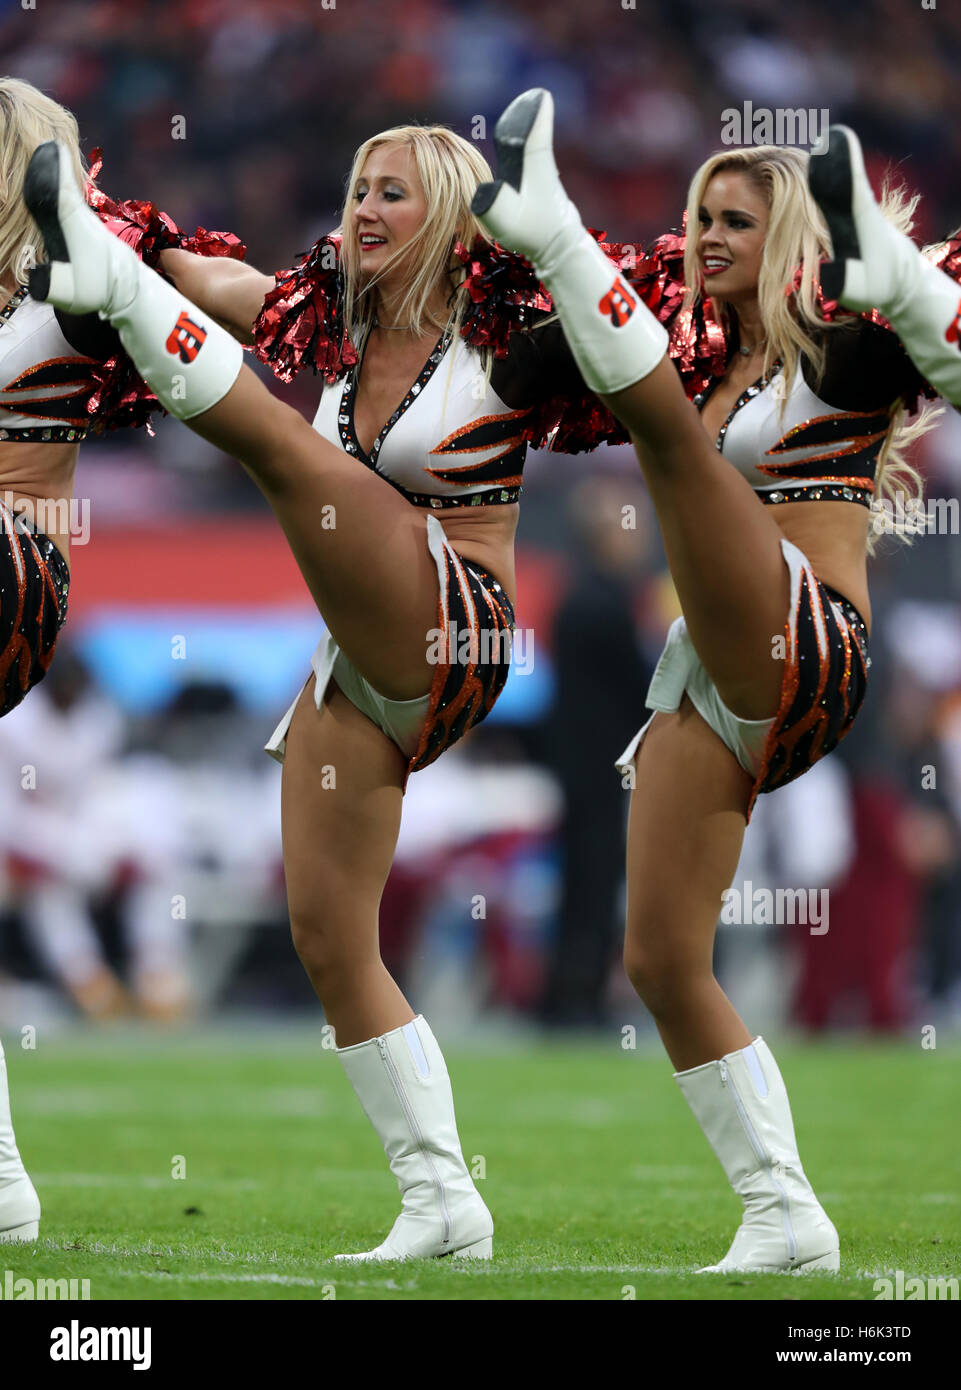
21,123,607,1262
469,90,958,1274
0,77,243,1244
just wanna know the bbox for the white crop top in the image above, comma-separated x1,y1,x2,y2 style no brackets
311,325,540,508
694,356,892,509
0,288,96,443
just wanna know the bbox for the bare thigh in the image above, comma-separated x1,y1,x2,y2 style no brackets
190,368,443,700
603,360,791,720
624,696,752,1019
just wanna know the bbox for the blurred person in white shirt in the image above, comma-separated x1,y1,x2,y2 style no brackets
0,649,190,1021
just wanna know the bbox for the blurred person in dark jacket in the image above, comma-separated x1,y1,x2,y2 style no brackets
541,474,654,1027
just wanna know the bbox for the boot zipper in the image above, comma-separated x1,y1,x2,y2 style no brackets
719,1059,797,1261
378,1038,453,1248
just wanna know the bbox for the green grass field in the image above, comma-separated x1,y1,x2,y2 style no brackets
2,1026,958,1301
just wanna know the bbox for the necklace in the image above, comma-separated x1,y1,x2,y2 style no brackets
738,340,766,356
373,316,413,332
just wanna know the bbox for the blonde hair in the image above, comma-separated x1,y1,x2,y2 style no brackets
0,78,86,285
682,144,940,556
337,124,493,350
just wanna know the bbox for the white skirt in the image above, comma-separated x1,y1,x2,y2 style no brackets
615,536,808,783
264,515,450,764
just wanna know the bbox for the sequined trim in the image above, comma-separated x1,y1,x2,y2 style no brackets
695,365,886,509
0,425,87,443
0,287,27,325
395,483,521,509
694,360,784,452
337,327,522,508
759,483,874,508
339,325,453,467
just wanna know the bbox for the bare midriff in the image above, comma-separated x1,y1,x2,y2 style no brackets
760,497,871,634
699,367,872,636
412,499,519,606
0,440,79,567
352,329,520,605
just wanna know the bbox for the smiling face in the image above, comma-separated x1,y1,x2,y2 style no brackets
696,170,770,302
348,140,429,286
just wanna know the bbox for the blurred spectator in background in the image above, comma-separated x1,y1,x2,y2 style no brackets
790,607,961,1033
722,755,855,1035
540,475,655,1028
136,681,285,1013
883,613,961,1027
0,650,190,1019
930,690,961,1022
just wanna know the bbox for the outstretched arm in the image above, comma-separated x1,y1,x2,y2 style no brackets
158,248,274,344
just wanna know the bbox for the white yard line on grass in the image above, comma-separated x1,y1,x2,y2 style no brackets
117,1271,337,1288
116,1263,902,1288
38,1239,931,1285
32,1174,261,1190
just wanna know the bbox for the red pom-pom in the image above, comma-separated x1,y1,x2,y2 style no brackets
455,231,637,451
618,228,728,401
252,234,358,385
86,149,245,270
455,237,551,358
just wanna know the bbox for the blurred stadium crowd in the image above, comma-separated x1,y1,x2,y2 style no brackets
0,0,959,1036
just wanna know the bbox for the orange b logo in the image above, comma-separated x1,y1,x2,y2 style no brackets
945,295,961,351
598,276,637,328
166,311,207,363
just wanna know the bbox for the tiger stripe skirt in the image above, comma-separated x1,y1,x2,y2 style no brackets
266,514,515,786
615,536,870,822
0,501,69,719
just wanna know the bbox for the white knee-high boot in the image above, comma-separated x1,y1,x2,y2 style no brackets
334,1015,492,1261
809,125,961,406
0,1040,40,1243
471,89,668,394
674,1036,839,1274
24,141,242,419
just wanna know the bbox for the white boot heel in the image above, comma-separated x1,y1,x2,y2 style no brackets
794,1250,841,1275
0,1037,41,1244
807,124,875,308
0,1173,41,1244
24,141,124,316
0,1219,39,1244
450,1235,493,1260
470,89,580,269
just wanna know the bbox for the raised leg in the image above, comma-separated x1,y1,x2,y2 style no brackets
604,366,789,720
188,370,444,701
24,141,442,702
473,92,789,722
